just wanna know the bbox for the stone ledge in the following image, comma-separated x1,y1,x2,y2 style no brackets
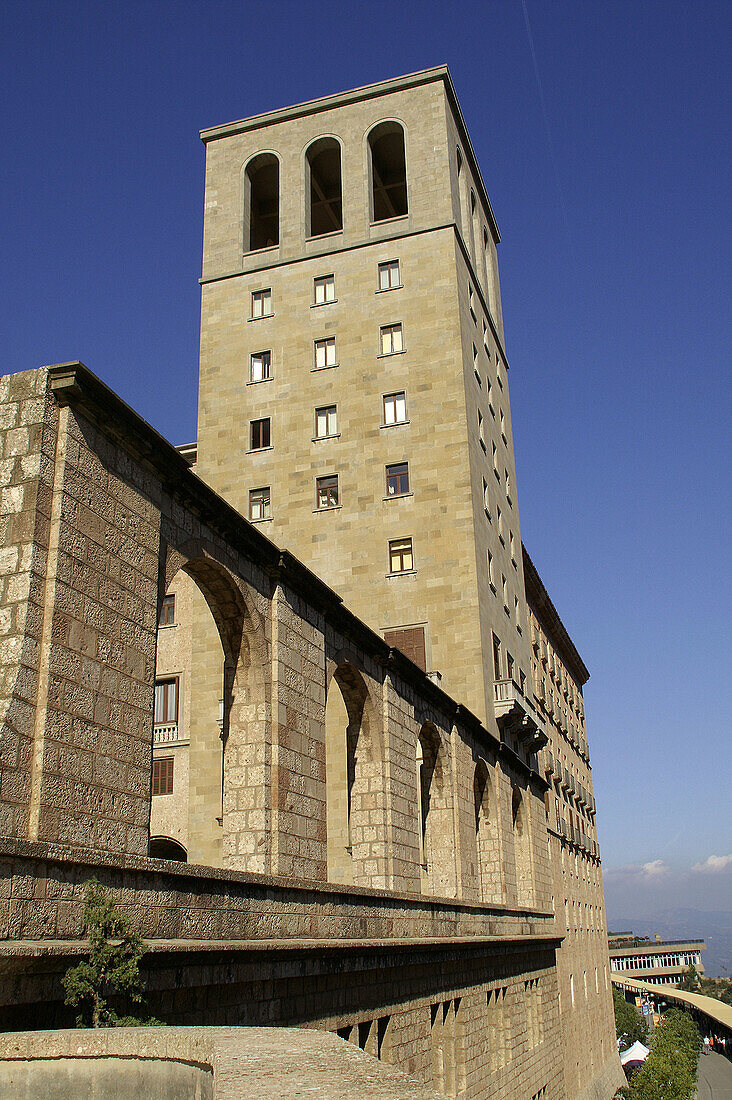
0,1026,444,1099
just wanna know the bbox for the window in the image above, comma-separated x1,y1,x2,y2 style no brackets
487,550,495,587
368,121,408,221
478,408,485,449
314,336,337,369
314,274,336,305
505,468,511,502
249,486,271,520
378,260,401,290
250,350,271,382
315,405,338,438
482,476,490,515
383,391,407,425
386,462,409,496
383,625,426,671
502,574,508,608
306,138,342,237
492,634,502,680
250,417,271,450
506,653,514,681
380,322,403,355
159,594,175,627
154,678,178,725
316,474,339,509
251,288,272,319
510,531,516,562
488,378,494,414
483,319,489,352
469,283,476,321
500,409,506,440
492,441,499,476
245,153,279,251
473,344,481,384
152,757,174,796
388,537,413,573
515,595,521,629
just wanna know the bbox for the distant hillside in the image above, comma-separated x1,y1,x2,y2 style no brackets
606,909,732,978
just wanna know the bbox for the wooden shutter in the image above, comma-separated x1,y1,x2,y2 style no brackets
384,626,426,672
152,757,174,796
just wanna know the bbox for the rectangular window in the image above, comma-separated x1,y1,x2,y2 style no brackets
251,288,272,319
502,574,508,608
469,283,476,321
478,408,485,448
386,462,409,496
316,474,339,509
383,391,407,425
380,322,403,355
492,634,502,680
506,652,515,681
473,344,481,384
378,260,401,290
492,441,499,476
510,531,516,562
249,486,271,521
497,506,503,540
154,678,178,725
500,409,506,440
383,625,426,671
314,336,337,370
250,417,271,450
482,476,490,515
487,549,495,586
250,350,271,382
159,593,175,627
388,537,413,573
152,757,174,796
314,274,336,304
483,319,489,352
505,468,511,501
515,595,521,628
315,405,338,438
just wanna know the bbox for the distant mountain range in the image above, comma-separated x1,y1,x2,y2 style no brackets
606,908,732,978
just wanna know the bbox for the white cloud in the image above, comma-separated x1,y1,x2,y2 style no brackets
692,854,732,873
606,860,669,879
641,860,668,877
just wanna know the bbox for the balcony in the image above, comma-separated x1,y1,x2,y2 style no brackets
493,678,548,750
153,722,181,744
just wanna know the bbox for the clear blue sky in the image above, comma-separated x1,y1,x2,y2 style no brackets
2,1,730,915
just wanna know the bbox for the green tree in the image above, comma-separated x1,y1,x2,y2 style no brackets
613,988,649,1051
617,1007,700,1100
61,879,160,1028
677,965,701,992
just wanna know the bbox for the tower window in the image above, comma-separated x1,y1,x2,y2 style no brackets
306,138,342,237
250,417,271,450
314,275,336,305
250,350,271,382
245,153,279,251
380,323,403,355
383,391,407,425
388,537,413,573
378,260,401,290
314,337,337,370
386,462,409,496
316,474,339,509
251,288,272,318
315,405,338,438
368,121,408,222
249,487,271,521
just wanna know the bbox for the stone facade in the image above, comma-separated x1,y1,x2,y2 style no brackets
0,65,624,1100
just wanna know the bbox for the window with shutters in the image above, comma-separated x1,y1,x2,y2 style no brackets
383,625,426,671
152,757,174,796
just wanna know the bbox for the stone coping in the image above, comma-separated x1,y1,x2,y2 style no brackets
0,1026,444,1099
0,932,563,958
0,835,553,921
